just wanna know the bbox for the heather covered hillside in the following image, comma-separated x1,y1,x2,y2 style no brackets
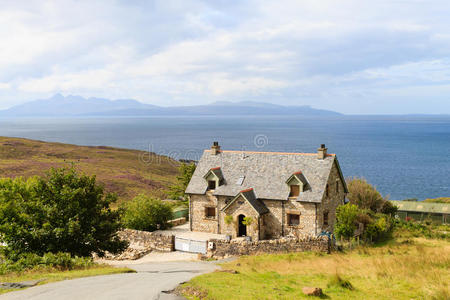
0,137,179,204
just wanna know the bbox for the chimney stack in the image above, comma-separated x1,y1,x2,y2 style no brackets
211,141,221,155
318,144,327,160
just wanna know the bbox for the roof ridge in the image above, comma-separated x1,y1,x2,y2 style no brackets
205,149,336,156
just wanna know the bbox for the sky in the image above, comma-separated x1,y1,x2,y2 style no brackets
1,0,450,114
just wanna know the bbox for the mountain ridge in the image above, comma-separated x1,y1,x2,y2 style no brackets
0,94,342,117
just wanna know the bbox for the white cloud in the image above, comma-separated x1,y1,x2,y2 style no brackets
1,0,450,113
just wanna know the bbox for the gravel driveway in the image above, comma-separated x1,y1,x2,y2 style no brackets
0,257,220,300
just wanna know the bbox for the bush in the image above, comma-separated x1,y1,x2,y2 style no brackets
346,178,394,214
335,204,394,242
122,195,173,231
0,252,94,275
334,204,360,239
0,167,127,258
363,213,394,242
394,220,449,240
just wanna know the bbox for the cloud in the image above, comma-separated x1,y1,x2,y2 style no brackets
1,0,450,113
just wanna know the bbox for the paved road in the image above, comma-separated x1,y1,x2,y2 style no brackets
0,261,220,300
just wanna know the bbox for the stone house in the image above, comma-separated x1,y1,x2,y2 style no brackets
185,142,347,241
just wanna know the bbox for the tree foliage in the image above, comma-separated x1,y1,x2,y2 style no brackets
0,167,127,258
167,163,196,200
336,178,396,242
334,204,360,239
346,177,395,215
121,194,173,231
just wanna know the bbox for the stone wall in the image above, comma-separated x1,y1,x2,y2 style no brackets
206,236,331,259
168,217,186,227
103,229,174,260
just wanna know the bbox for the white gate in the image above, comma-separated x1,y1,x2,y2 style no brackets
174,237,207,254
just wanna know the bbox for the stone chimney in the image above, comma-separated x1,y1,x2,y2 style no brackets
211,141,221,155
317,144,327,160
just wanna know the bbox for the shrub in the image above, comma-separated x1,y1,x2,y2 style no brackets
0,167,127,258
334,204,360,239
335,204,394,242
242,217,254,226
363,213,394,242
394,219,449,240
122,195,173,231
0,252,94,275
224,215,233,225
346,177,392,213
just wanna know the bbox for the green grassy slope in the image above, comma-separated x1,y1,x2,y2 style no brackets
0,137,179,204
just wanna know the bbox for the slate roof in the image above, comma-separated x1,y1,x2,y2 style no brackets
186,149,347,203
222,188,269,215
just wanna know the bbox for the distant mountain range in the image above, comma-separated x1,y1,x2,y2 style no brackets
0,94,342,117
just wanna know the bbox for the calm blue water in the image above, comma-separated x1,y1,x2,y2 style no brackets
0,115,449,200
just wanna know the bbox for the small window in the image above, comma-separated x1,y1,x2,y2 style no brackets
336,181,339,193
287,213,300,226
205,207,216,218
207,180,216,190
325,184,329,197
323,211,329,226
289,185,300,198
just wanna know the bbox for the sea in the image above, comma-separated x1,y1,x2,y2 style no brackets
0,115,449,201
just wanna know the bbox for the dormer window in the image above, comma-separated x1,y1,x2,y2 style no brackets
286,171,309,198
207,180,216,190
203,166,224,191
289,185,300,198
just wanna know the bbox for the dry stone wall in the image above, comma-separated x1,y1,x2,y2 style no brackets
206,236,330,259
103,229,174,260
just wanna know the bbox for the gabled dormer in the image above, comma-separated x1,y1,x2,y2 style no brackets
203,166,224,191
286,171,309,199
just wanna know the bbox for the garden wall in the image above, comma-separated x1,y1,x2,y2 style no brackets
206,236,331,259
104,229,174,260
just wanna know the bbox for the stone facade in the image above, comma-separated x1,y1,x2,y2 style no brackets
205,236,330,259
318,161,346,233
190,192,342,240
187,145,347,241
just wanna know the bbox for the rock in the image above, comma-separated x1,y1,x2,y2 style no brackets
302,287,323,296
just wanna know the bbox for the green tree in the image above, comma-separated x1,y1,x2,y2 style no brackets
122,195,173,231
0,167,126,258
334,204,360,239
346,178,390,213
167,163,196,200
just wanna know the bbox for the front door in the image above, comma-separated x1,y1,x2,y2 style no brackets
238,214,247,237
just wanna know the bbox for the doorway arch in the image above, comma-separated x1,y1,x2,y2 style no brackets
238,214,247,237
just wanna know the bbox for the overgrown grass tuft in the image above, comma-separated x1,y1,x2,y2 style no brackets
327,273,353,290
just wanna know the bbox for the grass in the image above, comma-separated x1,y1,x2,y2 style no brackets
0,136,179,205
180,237,450,299
0,265,135,294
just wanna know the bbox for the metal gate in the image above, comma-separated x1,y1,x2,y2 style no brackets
174,237,207,254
